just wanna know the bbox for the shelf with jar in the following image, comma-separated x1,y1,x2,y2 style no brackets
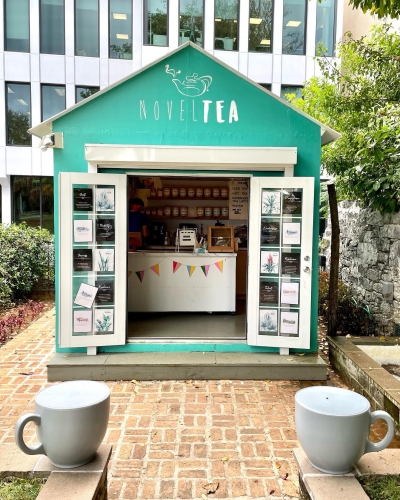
145,206,230,218
150,186,229,199
147,196,228,201
146,215,230,220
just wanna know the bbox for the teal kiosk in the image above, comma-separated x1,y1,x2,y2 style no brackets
29,43,338,380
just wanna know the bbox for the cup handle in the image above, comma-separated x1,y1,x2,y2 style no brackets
14,413,45,455
365,410,395,453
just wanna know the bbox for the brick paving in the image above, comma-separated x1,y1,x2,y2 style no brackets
0,310,351,500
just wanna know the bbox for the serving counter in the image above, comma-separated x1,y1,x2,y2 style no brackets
128,252,236,312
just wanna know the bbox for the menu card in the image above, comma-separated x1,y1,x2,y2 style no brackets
74,283,98,308
74,220,93,243
73,188,93,211
73,310,92,333
73,249,93,272
281,282,300,305
260,309,278,333
282,222,301,245
281,253,300,275
281,311,299,335
96,218,115,242
95,308,114,332
282,191,302,215
261,221,280,245
95,280,114,304
259,281,279,304
262,191,281,215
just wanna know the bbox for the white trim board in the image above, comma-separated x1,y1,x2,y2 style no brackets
85,145,297,172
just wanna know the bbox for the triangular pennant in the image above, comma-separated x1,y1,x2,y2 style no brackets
201,265,210,277
150,264,160,276
135,271,145,283
187,265,196,277
173,261,182,273
215,261,223,273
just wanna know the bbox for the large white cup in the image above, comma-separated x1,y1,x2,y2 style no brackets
15,380,110,468
295,386,394,474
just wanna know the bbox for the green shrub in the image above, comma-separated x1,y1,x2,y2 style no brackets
318,271,376,336
0,223,54,308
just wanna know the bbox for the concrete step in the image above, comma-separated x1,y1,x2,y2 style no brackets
47,352,326,381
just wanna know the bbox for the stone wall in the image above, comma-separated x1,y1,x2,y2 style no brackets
322,201,400,335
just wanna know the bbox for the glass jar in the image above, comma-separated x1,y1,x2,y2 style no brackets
150,188,157,197
172,206,180,216
163,206,171,216
163,187,171,197
204,188,212,198
213,207,221,217
145,207,151,216
157,207,164,216
179,187,187,198
180,206,188,217
196,187,204,198
188,187,195,198
172,187,179,198
213,188,220,198
221,188,229,198
205,207,212,217
222,207,229,217
157,188,163,198
151,207,157,216
197,207,204,217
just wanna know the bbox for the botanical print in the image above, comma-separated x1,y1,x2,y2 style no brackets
96,249,115,272
73,219,93,243
96,188,115,211
282,222,301,245
74,283,98,308
260,251,279,274
73,310,92,333
95,308,114,332
262,191,281,215
280,311,299,335
281,282,299,305
260,309,278,332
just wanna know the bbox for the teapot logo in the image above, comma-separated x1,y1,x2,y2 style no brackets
165,64,212,97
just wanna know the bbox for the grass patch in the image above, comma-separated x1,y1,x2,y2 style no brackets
358,475,400,500
0,476,46,500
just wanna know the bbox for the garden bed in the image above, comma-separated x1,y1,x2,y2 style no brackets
0,476,46,500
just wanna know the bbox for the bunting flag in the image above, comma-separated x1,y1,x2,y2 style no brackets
150,264,160,276
172,261,182,273
201,265,210,277
135,271,145,283
187,265,196,277
215,261,224,273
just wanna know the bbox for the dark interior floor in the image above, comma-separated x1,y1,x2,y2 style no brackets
127,299,246,340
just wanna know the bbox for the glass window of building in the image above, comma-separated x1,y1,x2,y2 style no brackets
316,0,336,56
109,0,132,59
214,0,239,51
179,0,204,47
12,176,54,233
75,86,100,103
6,83,31,146
5,0,30,52
280,85,303,100
75,0,99,57
282,0,307,55
41,85,66,121
144,0,168,46
0,185,2,223
259,83,272,91
40,0,65,54
248,0,273,53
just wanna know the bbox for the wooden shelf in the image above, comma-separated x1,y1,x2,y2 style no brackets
148,197,229,201
147,215,229,220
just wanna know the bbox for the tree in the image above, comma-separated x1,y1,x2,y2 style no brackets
346,0,400,19
287,24,400,334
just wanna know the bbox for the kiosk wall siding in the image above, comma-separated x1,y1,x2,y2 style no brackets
52,46,321,353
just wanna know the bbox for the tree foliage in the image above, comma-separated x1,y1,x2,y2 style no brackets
347,0,400,19
288,24,400,214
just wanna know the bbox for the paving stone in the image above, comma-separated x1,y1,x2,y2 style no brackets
304,476,369,500
356,448,400,476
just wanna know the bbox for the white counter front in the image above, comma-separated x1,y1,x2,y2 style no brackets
128,252,236,312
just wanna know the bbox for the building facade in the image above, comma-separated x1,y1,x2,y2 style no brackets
0,0,343,230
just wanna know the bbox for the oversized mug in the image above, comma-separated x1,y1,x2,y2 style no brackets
15,380,110,468
295,386,394,474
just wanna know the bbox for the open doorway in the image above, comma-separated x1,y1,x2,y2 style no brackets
126,174,249,342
